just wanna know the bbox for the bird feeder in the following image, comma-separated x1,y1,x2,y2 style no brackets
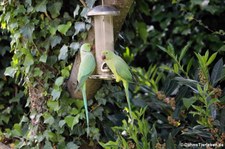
87,4,119,80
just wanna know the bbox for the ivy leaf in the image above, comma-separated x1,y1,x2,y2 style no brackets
61,68,70,78
70,42,80,55
65,115,80,130
47,100,60,111
93,107,104,121
35,0,47,12
55,76,64,86
39,53,48,63
43,112,54,125
33,67,43,77
73,5,80,18
67,142,79,149
58,45,68,60
74,22,86,36
4,67,17,77
79,0,96,17
20,24,34,41
25,0,32,6
47,56,57,65
59,120,66,128
49,26,57,35
24,54,34,67
57,22,72,35
50,35,62,48
74,100,84,110
86,0,96,8
51,88,61,100
80,8,89,18
43,141,53,149
69,108,79,115
12,124,22,137
48,2,62,18
14,5,26,15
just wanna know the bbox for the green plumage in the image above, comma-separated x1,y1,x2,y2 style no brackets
77,43,96,135
101,50,133,120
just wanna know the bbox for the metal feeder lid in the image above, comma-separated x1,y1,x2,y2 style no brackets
87,5,120,16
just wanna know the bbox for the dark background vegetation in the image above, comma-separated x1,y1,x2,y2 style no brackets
1,0,225,148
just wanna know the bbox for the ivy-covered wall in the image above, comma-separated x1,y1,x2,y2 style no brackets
1,0,225,148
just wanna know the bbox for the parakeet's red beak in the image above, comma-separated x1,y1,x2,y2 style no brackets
102,55,106,60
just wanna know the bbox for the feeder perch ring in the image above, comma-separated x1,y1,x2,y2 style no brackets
89,74,115,80
101,62,111,72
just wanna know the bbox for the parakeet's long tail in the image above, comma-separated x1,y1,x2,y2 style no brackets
123,81,133,121
81,83,90,135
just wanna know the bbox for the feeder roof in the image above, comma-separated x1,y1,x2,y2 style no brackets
87,5,120,16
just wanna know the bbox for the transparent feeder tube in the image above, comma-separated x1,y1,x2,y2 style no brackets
94,15,114,75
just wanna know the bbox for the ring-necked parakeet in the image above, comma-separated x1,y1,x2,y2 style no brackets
77,43,96,135
101,50,133,120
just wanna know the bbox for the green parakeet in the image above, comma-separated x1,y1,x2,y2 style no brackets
77,43,96,135
101,50,133,120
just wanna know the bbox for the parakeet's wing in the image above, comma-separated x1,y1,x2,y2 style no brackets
77,53,96,87
114,55,133,82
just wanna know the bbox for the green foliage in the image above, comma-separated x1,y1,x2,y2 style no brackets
1,0,225,148
119,0,225,67
100,108,151,149
0,0,98,148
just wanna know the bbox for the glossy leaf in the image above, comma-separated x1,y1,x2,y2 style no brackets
35,0,47,12
179,42,190,62
55,76,64,86
183,97,197,109
166,133,175,149
67,142,79,149
50,35,62,48
211,58,223,86
58,45,68,60
51,88,61,100
206,52,217,66
23,54,34,67
57,22,72,35
74,22,86,36
4,67,17,77
65,115,80,130
48,2,62,18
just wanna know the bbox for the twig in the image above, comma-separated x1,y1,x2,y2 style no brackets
80,0,87,7
44,12,52,20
